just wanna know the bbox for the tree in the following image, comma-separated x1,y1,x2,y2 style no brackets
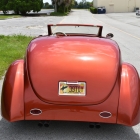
0,0,43,15
0,0,9,14
44,2,49,8
43,2,53,9
52,0,73,13
73,0,93,9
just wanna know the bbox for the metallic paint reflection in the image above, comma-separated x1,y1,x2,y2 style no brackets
1,24,140,126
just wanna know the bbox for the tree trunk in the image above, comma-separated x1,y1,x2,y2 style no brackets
55,2,57,12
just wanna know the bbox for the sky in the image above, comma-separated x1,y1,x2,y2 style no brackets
43,0,92,4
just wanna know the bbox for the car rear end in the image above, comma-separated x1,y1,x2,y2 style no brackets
136,10,140,16
24,36,121,124
1,35,140,127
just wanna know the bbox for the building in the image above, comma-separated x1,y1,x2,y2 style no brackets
93,0,140,13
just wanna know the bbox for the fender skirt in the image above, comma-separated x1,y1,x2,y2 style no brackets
117,63,140,126
1,60,24,122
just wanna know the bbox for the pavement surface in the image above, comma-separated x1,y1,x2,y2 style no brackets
0,10,140,140
0,11,62,36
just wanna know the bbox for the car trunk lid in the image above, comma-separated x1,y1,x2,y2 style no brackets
27,36,120,105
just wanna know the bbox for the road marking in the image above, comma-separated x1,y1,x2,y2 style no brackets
52,16,66,32
52,26,58,32
93,16,140,40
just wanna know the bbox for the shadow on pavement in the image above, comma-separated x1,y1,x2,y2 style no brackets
0,119,139,140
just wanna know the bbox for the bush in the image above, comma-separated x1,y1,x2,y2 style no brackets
90,7,97,14
1,0,43,15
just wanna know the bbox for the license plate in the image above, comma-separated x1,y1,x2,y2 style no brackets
59,81,86,96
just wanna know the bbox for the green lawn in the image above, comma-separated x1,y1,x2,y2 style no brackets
0,35,33,79
0,15,21,20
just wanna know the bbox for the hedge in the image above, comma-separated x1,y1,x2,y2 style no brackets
90,7,97,14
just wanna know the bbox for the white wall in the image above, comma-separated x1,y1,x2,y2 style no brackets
93,0,140,13
93,0,98,7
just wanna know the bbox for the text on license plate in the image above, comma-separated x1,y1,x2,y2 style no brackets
59,81,86,96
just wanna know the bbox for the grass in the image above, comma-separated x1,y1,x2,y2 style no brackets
0,15,21,20
0,35,33,79
50,12,68,16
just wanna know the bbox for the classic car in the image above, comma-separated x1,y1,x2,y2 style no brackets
136,10,140,16
1,24,140,128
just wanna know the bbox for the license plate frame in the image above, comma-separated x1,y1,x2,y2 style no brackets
59,81,86,96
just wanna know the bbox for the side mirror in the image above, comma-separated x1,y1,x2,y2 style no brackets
106,33,114,39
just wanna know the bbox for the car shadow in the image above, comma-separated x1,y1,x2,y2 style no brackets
0,119,139,140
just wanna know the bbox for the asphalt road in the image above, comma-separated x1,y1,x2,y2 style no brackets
0,10,140,140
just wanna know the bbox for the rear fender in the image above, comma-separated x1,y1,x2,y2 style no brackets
117,63,140,126
1,60,24,122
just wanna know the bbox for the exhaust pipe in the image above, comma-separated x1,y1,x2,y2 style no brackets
89,123,101,128
95,123,101,129
89,123,95,128
38,121,44,127
44,121,50,127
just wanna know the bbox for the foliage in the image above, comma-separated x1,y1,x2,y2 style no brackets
0,0,9,14
52,0,73,13
0,35,33,79
90,7,97,14
0,0,43,15
72,0,93,9
43,2,53,9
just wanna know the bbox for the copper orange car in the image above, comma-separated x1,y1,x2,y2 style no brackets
1,24,140,127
